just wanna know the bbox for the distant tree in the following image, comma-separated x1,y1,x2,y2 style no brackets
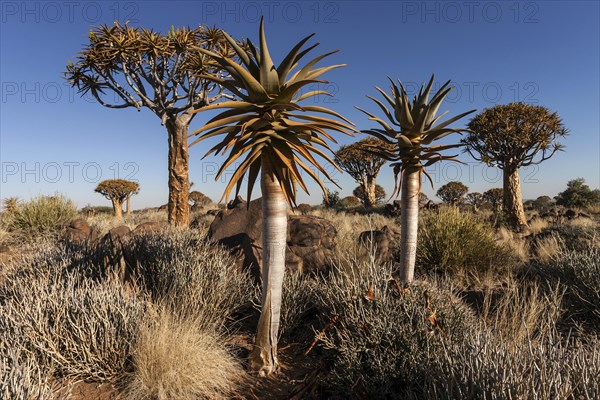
532,195,553,211
483,188,504,211
353,184,386,205
465,192,484,211
66,23,234,226
464,103,568,228
437,181,469,205
555,178,600,208
334,138,393,207
418,192,429,206
95,179,140,219
323,189,341,209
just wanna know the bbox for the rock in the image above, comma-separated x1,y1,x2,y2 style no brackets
158,204,168,212
189,191,213,208
63,218,99,242
133,221,169,235
207,197,337,276
358,225,398,262
104,225,131,242
206,209,221,216
287,215,337,274
296,203,312,215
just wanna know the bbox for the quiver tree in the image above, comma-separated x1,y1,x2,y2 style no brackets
357,75,475,283
436,181,469,205
65,23,235,226
95,179,140,219
463,103,568,229
353,184,386,205
190,19,354,375
465,192,484,211
483,188,503,212
334,138,393,207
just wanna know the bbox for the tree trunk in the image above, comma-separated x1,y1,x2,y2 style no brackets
126,195,131,216
398,166,420,284
165,117,190,227
503,166,528,229
111,198,123,219
249,158,288,376
364,176,377,208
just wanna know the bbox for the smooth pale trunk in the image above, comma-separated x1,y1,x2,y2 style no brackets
111,198,123,219
503,166,528,229
249,158,288,375
165,117,190,227
398,166,420,283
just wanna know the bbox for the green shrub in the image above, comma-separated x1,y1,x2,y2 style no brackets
315,263,476,399
4,194,76,240
417,206,513,275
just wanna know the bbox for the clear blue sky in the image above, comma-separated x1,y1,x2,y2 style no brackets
1,0,599,208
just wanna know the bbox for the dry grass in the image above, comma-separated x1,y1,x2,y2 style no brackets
534,234,562,263
120,307,243,400
497,226,530,262
527,217,549,235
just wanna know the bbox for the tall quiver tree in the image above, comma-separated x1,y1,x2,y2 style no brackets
357,75,475,283
463,103,568,229
191,19,354,375
65,23,234,226
334,138,393,207
95,179,139,219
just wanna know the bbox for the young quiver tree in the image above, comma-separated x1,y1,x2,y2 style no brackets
65,23,234,226
95,179,140,219
357,75,475,283
436,181,469,205
463,103,568,229
190,19,354,375
334,138,392,207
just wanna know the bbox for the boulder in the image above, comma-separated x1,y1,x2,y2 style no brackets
207,197,337,276
133,221,169,235
104,225,131,242
358,225,399,263
63,218,99,242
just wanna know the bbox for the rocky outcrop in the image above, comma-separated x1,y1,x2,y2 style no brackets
207,196,337,277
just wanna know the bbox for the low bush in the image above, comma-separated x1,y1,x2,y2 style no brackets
315,263,476,399
0,251,145,381
417,206,515,277
3,194,77,241
125,231,256,331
